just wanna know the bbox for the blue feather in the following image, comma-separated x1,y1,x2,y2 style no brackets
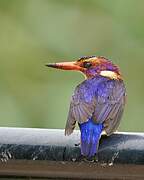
79,118,103,157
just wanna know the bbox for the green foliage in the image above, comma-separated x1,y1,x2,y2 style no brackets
0,0,143,131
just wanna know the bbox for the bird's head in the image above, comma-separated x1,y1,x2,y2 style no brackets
46,56,122,80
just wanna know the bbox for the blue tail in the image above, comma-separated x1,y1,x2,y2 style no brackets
79,119,103,157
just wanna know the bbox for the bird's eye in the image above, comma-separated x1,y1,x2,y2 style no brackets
83,62,92,68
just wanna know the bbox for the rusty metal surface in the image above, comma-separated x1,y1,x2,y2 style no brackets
0,160,143,180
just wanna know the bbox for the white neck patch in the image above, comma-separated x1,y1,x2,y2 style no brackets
100,70,119,79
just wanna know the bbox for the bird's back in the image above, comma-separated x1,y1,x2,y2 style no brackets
65,76,126,136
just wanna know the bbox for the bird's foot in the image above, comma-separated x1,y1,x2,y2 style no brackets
80,154,98,162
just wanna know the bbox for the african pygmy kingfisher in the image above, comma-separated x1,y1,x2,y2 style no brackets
46,56,126,158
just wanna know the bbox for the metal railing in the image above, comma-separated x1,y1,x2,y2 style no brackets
0,127,143,179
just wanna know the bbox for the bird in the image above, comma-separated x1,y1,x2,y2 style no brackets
46,56,126,158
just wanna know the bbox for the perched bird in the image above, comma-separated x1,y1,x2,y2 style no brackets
46,56,126,158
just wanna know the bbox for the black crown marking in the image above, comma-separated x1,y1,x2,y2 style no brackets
77,55,96,62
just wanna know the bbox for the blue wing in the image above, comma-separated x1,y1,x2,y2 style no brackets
94,79,126,135
65,79,96,135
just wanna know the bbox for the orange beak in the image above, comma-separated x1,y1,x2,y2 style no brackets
46,61,83,71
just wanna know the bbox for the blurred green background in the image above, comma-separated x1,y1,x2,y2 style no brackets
0,0,143,132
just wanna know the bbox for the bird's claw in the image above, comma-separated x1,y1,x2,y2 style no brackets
80,154,98,162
